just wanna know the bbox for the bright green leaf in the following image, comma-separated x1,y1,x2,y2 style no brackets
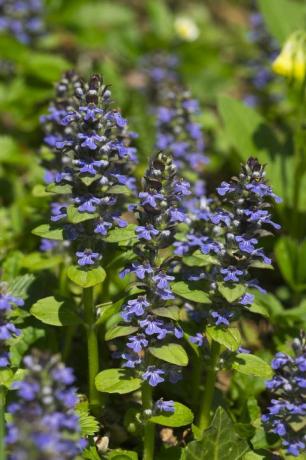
104,224,136,243
67,265,106,288
154,306,180,321
67,205,98,224
232,354,272,379
32,224,64,241
21,252,62,271
95,369,142,394
217,283,246,303
171,282,211,304
207,326,241,352
150,402,194,428
106,450,138,460
31,296,81,327
149,344,188,366
105,325,138,341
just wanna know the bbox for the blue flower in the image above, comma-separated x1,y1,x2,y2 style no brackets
76,250,101,266
154,399,175,413
142,366,165,387
136,225,159,241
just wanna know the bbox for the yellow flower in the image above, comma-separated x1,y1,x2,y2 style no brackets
174,17,199,42
272,30,306,82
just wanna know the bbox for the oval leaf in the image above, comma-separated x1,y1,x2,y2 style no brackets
67,265,106,288
150,402,194,427
217,283,246,303
232,353,272,379
32,224,64,241
149,344,188,366
104,224,136,243
105,325,138,341
31,296,81,327
95,369,141,394
207,326,241,352
171,282,211,304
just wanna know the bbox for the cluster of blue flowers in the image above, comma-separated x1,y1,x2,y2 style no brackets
40,72,137,266
244,11,279,108
142,53,180,102
119,151,190,389
175,157,280,328
0,283,24,368
0,0,45,44
262,335,306,457
6,350,85,459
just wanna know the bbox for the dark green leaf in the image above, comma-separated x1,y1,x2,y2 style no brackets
10,327,45,368
95,369,141,394
171,282,211,303
183,407,249,460
67,265,106,288
150,402,194,427
149,344,188,366
30,296,81,327
106,450,138,460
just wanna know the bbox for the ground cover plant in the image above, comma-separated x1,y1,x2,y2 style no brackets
0,0,305,459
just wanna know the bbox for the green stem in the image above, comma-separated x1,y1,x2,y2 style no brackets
191,350,204,411
141,382,155,460
197,340,220,431
0,385,6,460
83,287,102,414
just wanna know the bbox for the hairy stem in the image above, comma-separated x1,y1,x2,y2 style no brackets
141,382,155,460
197,340,220,431
83,287,102,414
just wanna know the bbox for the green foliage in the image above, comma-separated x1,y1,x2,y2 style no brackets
106,450,138,460
182,407,249,460
95,369,142,394
149,344,189,366
149,402,194,427
105,325,139,341
232,354,272,379
67,265,106,288
103,225,137,243
10,327,45,368
76,401,100,436
171,282,211,303
30,296,81,327
217,283,246,303
32,224,64,240
207,327,241,352
275,237,306,292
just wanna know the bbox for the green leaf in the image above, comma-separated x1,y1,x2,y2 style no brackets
154,306,180,321
10,327,45,368
217,283,246,303
104,224,136,243
21,252,62,271
0,369,14,388
171,282,211,303
106,450,138,460
8,274,35,298
67,265,106,288
258,0,306,43
183,251,219,268
105,325,138,341
32,184,52,197
46,183,72,194
150,402,194,428
82,447,101,460
95,369,142,394
149,344,188,366
108,185,132,194
232,354,272,379
24,53,70,82
31,296,81,327
76,402,99,436
32,224,64,241
67,205,98,224
207,326,241,352
183,407,249,460
275,237,306,292
248,302,270,319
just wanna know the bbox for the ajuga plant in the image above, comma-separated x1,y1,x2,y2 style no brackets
174,157,280,429
244,9,279,109
262,334,306,457
117,151,191,460
0,0,45,44
34,72,137,415
0,282,24,369
142,53,180,104
6,350,85,459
